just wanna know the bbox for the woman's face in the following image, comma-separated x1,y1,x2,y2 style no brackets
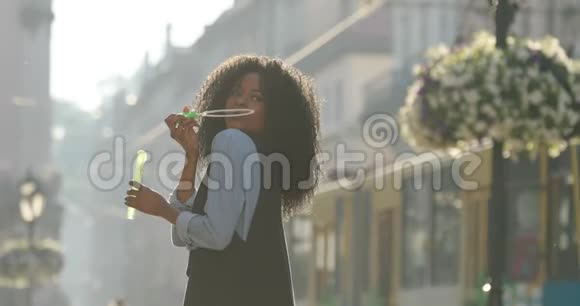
224,72,266,135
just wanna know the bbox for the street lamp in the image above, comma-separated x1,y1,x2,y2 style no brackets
18,172,46,306
19,174,45,246
487,2,519,306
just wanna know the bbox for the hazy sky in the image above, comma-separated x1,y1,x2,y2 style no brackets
51,0,234,112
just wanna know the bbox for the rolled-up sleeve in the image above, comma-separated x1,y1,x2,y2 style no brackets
168,187,197,248
173,129,257,250
168,186,196,210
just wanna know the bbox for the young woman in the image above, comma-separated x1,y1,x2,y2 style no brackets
124,55,321,306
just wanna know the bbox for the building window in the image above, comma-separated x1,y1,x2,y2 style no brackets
448,1,457,43
321,85,331,133
340,0,349,18
397,9,409,59
420,1,430,51
335,80,343,124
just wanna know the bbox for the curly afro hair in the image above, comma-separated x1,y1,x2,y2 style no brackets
192,55,322,217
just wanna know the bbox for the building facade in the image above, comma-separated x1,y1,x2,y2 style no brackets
0,0,65,305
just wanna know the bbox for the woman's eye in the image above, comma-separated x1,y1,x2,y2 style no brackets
251,95,262,101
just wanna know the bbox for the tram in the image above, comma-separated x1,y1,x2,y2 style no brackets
287,144,580,306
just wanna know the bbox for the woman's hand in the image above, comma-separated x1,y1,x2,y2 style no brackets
125,181,171,218
165,105,200,161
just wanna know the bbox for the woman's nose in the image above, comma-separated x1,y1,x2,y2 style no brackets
233,96,248,107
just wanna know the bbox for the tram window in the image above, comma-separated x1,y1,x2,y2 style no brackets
334,198,344,293
506,188,541,282
377,211,394,302
430,166,461,285
352,190,372,304
431,190,462,285
546,146,579,280
324,228,337,296
289,217,313,302
504,157,541,282
316,231,326,271
315,227,327,303
506,156,540,184
401,175,432,289
292,217,313,254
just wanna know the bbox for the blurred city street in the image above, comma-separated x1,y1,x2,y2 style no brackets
1,1,580,306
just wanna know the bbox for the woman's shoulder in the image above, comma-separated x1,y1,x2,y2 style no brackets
211,128,257,154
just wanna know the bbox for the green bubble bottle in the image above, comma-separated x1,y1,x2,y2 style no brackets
128,150,148,220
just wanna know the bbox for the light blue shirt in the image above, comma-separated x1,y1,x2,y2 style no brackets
167,129,261,251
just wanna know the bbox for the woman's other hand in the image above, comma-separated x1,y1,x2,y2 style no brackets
165,105,200,161
125,181,170,217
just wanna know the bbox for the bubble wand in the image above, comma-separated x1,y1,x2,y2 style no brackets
174,108,254,128
128,150,148,220
179,108,254,119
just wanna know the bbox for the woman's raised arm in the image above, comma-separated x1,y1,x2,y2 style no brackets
172,129,260,250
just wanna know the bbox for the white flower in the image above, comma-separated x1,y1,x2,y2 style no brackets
540,106,552,116
529,66,540,78
426,44,450,62
475,121,487,132
568,112,580,125
452,91,461,102
528,91,543,105
413,64,423,75
572,80,580,96
515,48,529,61
557,91,572,108
526,119,541,129
442,75,455,87
466,114,476,125
399,31,580,156
457,73,473,86
457,125,473,139
486,83,500,96
490,125,505,139
482,105,498,118
515,67,526,76
428,97,438,108
464,90,480,104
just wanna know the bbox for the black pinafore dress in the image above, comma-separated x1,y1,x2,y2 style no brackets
182,135,295,306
